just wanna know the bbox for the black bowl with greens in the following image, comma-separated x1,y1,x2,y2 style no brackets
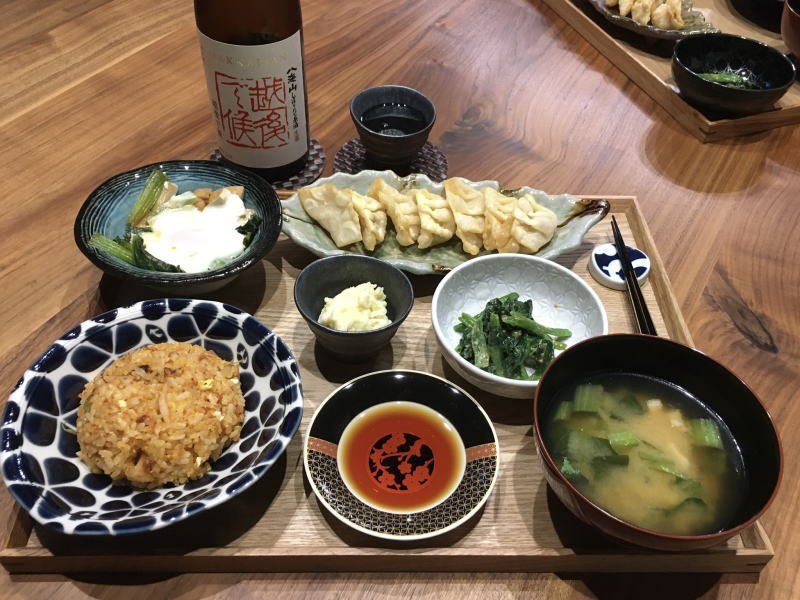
75,160,281,294
672,33,796,117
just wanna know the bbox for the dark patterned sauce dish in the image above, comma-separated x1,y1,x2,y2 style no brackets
304,370,499,541
0,299,303,536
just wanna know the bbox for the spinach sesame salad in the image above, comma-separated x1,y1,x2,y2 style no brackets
454,292,572,380
89,169,262,273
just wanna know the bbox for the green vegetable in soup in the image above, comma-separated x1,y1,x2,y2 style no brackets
689,418,724,449
610,393,644,420
608,430,639,453
559,457,587,485
454,292,571,381
545,375,741,536
573,384,602,414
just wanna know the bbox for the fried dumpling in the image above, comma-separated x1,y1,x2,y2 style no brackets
368,178,420,246
444,178,485,255
350,190,387,251
511,193,558,254
411,189,456,249
666,0,683,28
631,0,654,25
482,187,515,252
650,2,671,28
298,184,362,247
618,0,633,17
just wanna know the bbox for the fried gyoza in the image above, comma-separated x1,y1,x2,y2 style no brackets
482,187,516,252
666,0,684,28
297,184,362,247
367,178,420,246
350,190,387,251
410,189,456,250
443,178,485,255
511,193,558,254
631,0,655,25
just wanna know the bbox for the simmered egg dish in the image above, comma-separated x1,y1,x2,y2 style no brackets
89,170,262,273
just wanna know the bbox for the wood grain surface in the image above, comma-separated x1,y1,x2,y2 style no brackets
1,0,799,598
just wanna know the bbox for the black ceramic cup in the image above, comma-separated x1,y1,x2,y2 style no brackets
293,254,414,361
349,85,436,171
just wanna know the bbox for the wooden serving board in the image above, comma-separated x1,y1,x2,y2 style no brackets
541,0,800,142
0,197,774,574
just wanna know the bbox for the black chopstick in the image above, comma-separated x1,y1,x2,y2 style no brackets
611,216,657,336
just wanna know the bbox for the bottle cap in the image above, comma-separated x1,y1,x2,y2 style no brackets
589,243,650,291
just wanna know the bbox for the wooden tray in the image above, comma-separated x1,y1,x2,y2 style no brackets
0,197,774,574
540,0,800,142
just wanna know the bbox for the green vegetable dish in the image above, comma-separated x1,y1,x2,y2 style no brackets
697,71,761,90
545,373,745,536
454,292,572,380
90,170,262,273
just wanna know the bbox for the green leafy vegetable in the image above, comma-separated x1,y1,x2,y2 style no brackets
454,292,571,380
131,236,183,272
573,383,602,413
697,72,760,89
689,418,723,449
559,457,588,485
127,169,168,226
665,497,707,516
610,393,644,420
89,233,135,265
608,430,640,454
236,214,263,247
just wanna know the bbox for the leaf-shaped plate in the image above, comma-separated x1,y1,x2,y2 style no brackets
586,0,718,40
280,170,609,275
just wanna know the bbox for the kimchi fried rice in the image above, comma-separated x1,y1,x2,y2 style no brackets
76,342,245,488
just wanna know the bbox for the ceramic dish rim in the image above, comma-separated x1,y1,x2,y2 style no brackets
1,298,304,535
430,254,610,391
73,159,283,287
532,332,784,543
302,368,501,541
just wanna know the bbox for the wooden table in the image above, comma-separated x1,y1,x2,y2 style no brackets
1,0,798,597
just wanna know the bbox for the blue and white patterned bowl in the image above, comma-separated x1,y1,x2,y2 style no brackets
1,299,303,536
74,160,282,294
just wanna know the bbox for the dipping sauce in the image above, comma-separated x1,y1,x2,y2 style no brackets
545,373,746,536
337,401,466,513
318,282,391,332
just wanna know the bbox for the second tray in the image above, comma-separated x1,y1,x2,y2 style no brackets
541,0,800,142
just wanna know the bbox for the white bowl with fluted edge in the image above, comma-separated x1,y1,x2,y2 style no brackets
431,254,608,399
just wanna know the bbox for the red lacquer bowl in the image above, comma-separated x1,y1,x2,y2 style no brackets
533,334,782,552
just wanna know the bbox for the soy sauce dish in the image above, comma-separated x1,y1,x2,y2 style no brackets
533,334,782,551
304,370,500,540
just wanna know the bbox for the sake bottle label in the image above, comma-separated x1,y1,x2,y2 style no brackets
197,30,307,169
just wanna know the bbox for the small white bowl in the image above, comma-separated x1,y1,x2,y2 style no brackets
431,254,608,399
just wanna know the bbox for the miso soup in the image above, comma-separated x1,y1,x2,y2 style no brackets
545,373,745,536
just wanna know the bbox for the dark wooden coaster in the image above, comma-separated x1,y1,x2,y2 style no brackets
210,138,326,190
333,139,448,181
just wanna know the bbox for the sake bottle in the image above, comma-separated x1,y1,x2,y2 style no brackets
195,0,309,181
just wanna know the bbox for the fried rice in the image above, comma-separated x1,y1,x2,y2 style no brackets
76,342,245,489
